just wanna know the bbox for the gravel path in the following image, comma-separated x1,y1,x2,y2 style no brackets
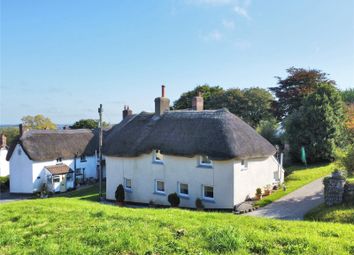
247,178,324,220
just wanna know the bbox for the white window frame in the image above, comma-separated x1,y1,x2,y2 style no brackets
153,150,164,163
241,159,248,171
53,175,60,183
124,178,132,191
80,155,87,162
154,179,165,194
199,155,213,167
178,182,189,197
202,185,214,201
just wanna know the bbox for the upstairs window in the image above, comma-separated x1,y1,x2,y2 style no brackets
199,155,212,167
241,159,248,170
80,155,87,162
155,180,165,194
153,150,164,163
202,185,214,200
17,148,22,156
56,157,62,163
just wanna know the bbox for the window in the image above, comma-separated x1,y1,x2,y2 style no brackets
67,173,73,181
178,183,189,197
56,157,62,163
53,176,60,183
18,148,22,156
202,185,214,200
199,155,212,167
124,178,132,190
75,168,82,175
155,180,165,194
153,150,164,163
80,155,87,162
241,159,248,170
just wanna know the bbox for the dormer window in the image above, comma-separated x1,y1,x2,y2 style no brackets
241,159,248,170
80,155,87,162
153,150,164,163
199,155,212,167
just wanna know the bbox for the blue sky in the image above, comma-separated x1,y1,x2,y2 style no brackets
1,0,354,125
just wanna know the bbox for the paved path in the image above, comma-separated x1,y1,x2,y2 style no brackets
247,178,324,220
0,192,33,204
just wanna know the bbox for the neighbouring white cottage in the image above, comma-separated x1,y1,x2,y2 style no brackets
0,134,10,177
6,127,103,193
104,86,284,209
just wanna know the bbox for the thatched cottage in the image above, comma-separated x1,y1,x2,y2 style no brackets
104,86,284,209
6,127,102,193
0,134,9,177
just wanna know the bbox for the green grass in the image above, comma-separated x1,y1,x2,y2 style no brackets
256,163,334,207
1,196,354,254
305,203,354,224
56,183,105,201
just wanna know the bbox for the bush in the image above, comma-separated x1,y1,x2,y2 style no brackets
0,176,9,192
168,193,180,207
342,146,354,176
195,198,204,210
115,184,125,203
256,188,262,195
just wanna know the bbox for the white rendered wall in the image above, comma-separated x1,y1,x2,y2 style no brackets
233,156,282,205
0,148,9,176
9,144,33,193
106,153,235,209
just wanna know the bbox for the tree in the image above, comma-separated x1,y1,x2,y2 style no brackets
285,83,345,163
173,85,224,110
21,114,56,130
256,118,281,145
0,127,19,145
70,119,110,129
270,67,336,119
341,88,354,104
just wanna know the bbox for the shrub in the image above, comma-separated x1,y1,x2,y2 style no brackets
0,176,9,192
115,184,125,203
168,193,180,207
195,198,204,210
342,146,354,176
256,188,262,195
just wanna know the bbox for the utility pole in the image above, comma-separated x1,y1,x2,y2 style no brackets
98,104,103,201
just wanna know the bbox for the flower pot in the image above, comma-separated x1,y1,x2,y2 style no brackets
255,194,262,200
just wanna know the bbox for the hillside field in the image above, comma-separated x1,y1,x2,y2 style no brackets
0,197,353,255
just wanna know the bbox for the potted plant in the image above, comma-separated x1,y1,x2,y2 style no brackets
115,184,125,206
263,185,272,196
168,192,180,207
255,188,262,200
195,198,204,211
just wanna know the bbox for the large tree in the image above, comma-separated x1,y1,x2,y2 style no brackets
270,67,336,119
21,114,56,130
70,119,110,129
341,88,354,104
0,127,19,145
285,83,345,163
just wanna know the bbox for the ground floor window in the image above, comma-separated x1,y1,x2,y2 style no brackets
202,185,214,200
155,180,165,194
124,178,132,190
53,176,60,183
178,183,189,197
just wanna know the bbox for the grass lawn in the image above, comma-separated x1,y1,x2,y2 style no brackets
1,195,354,254
56,182,105,201
256,163,334,207
304,203,354,225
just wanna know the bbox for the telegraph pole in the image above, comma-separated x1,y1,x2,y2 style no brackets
98,104,103,201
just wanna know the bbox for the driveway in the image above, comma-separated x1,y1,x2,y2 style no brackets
0,192,33,204
247,178,324,220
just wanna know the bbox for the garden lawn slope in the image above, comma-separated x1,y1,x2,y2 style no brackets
305,204,354,224
256,163,334,207
1,198,354,255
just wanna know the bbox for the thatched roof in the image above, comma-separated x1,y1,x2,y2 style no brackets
45,164,73,175
6,129,108,161
103,109,276,160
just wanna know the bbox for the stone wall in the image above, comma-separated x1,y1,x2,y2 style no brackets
323,170,346,206
343,182,354,204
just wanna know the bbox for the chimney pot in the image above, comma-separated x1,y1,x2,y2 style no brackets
155,85,170,116
162,85,165,97
122,105,133,119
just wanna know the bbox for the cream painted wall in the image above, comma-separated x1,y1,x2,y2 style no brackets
106,153,235,209
233,156,284,205
0,148,9,176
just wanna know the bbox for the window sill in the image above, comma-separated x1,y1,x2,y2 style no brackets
153,191,166,196
197,164,213,169
152,161,164,165
124,188,133,193
240,168,248,171
80,160,87,163
178,194,190,200
201,197,215,203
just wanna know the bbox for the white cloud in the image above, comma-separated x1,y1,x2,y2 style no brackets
233,5,250,19
202,30,223,41
222,19,235,29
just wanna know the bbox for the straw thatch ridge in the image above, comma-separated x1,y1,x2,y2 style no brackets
103,108,276,160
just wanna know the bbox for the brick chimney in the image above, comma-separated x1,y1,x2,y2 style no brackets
192,91,204,111
0,134,6,148
154,85,170,116
122,105,133,119
19,124,24,136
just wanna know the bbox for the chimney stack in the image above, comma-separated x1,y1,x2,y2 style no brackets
192,91,204,111
0,134,6,148
19,124,24,137
122,105,133,119
154,85,170,116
